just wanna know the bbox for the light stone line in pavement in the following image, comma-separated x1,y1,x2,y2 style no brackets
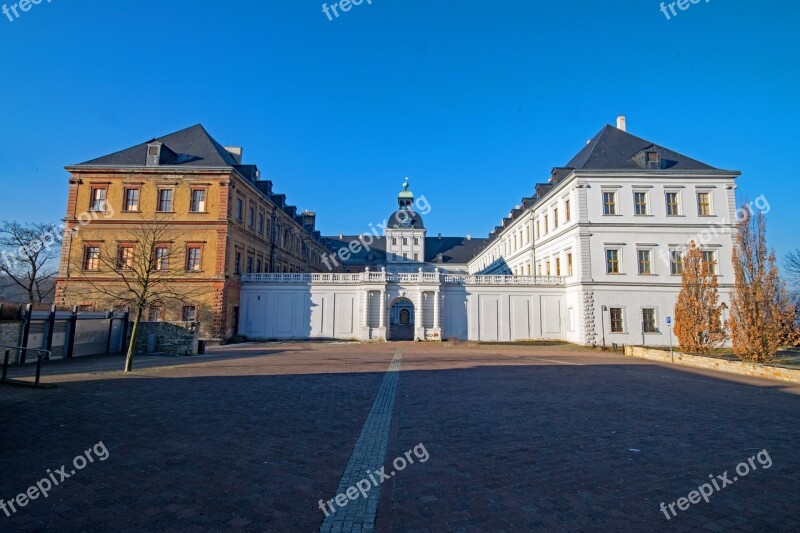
319,349,402,533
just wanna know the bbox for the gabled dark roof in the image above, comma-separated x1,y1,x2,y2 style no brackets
566,124,717,171
321,236,388,265
75,124,242,168
320,235,488,266
426,237,488,264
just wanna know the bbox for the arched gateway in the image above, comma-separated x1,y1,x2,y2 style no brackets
388,297,415,341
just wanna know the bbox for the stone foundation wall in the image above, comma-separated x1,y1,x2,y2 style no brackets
133,321,199,356
624,345,800,384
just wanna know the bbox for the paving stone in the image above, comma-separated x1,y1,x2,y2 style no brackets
1,341,798,531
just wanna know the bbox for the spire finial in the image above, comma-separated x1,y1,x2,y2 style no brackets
403,177,410,190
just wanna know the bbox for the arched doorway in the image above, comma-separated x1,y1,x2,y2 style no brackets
389,298,415,341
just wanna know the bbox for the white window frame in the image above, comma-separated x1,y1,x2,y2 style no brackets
605,247,622,274
633,190,649,216
665,190,682,216
637,248,655,275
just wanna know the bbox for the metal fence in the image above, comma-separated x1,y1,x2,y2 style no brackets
3,304,129,364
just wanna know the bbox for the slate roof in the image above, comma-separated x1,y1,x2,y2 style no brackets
566,124,717,171
320,236,488,266
74,124,243,168
425,237,488,264
386,210,426,230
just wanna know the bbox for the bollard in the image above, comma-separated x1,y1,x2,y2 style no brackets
2,350,8,381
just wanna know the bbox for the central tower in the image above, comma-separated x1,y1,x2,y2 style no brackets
385,178,426,270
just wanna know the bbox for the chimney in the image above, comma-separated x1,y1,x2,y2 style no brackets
616,116,627,132
225,146,243,164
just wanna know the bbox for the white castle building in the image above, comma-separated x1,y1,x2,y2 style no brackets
239,118,739,345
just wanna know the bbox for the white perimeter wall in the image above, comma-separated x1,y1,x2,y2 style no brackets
240,282,567,342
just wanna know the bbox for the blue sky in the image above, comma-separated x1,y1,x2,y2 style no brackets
0,0,797,259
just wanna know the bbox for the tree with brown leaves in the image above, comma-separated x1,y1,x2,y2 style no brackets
674,241,727,354
730,210,798,362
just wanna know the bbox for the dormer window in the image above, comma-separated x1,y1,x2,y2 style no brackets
646,151,661,169
146,142,162,166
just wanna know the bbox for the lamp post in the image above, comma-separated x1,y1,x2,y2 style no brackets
600,305,608,350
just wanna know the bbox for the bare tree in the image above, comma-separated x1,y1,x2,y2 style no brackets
0,221,60,304
70,217,202,372
785,249,800,287
730,210,798,362
673,242,727,354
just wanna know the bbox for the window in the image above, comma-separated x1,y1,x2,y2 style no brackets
697,192,712,216
234,251,242,275
247,255,254,274
642,308,658,333
190,189,207,212
154,246,169,271
148,306,162,322
256,258,262,273
235,198,243,221
123,188,140,212
555,257,561,276
670,250,684,275
634,192,648,216
258,213,264,234
182,305,197,322
609,307,624,333
83,245,100,270
666,192,680,216
90,187,107,211
117,245,134,270
603,191,617,215
646,151,661,169
186,246,203,272
637,249,653,274
564,200,571,222
248,207,255,228
544,215,549,234
392,237,397,245
157,189,173,212
414,237,419,245
537,263,542,276
546,261,551,276
606,249,620,274
567,253,573,276
536,221,540,240
403,237,408,245
702,250,718,275
553,208,559,228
